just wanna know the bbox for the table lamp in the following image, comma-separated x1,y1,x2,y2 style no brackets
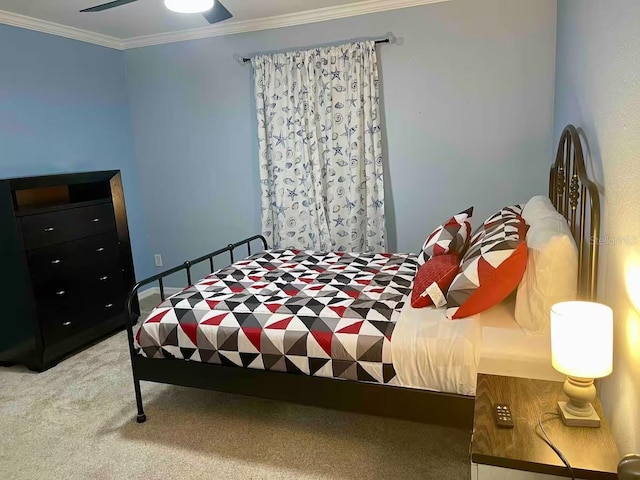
550,301,613,427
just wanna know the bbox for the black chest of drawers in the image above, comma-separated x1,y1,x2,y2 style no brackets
0,171,137,371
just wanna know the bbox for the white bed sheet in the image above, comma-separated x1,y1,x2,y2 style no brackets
391,300,562,397
391,303,481,396
477,301,564,382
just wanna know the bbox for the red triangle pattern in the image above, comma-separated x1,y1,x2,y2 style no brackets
206,300,221,309
337,321,364,334
330,306,347,316
311,330,333,356
242,327,262,350
433,243,447,255
147,309,170,323
181,323,198,346
478,255,497,284
202,313,228,326
266,316,294,330
265,303,282,313
345,289,360,299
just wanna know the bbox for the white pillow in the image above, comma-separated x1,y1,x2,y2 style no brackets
515,196,578,334
522,195,560,224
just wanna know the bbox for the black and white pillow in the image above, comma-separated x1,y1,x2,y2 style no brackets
417,207,474,266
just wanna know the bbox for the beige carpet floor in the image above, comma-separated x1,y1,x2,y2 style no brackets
0,297,471,480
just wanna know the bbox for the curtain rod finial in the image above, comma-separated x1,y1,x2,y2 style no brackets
384,32,396,44
233,54,246,65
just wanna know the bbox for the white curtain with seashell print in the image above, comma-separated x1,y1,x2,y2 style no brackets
252,41,386,252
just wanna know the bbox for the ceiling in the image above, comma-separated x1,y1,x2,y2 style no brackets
0,0,446,49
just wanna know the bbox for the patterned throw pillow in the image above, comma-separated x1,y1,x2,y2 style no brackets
446,214,528,319
470,204,524,244
417,207,474,266
411,254,460,309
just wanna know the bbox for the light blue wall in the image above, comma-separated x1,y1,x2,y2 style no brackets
125,0,557,272
0,24,154,280
554,0,640,454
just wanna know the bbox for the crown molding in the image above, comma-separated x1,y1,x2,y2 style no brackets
0,0,449,51
0,9,124,50
123,0,449,49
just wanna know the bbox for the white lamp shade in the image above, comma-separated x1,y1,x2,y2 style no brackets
551,301,613,378
164,0,214,14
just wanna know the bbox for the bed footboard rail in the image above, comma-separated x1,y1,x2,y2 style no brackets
123,234,267,422
123,234,267,350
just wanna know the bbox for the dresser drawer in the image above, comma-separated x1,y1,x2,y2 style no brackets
41,314,84,346
33,278,79,314
33,265,124,310
80,265,126,299
36,271,124,345
83,293,126,327
27,232,120,282
83,267,126,322
34,282,83,346
20,202,116,250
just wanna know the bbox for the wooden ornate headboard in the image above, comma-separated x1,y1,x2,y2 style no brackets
549,124,601,301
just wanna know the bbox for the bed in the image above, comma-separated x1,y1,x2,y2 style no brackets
124,125,601,429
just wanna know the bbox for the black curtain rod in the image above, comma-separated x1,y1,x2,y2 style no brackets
240,37,391,65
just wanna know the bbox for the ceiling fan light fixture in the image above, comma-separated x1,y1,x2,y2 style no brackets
164,0,215,14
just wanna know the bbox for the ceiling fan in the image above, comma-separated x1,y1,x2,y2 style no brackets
80,0,233,24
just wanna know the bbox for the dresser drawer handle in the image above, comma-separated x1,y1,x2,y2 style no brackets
96,247,105,252
105,303,113,309
99,275,109,281
62,321,72,327
44,227,55,232
92,218,101,223
51,259,61,265
56,290,66,296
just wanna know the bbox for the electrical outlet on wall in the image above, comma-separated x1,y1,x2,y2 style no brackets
154,254,163,267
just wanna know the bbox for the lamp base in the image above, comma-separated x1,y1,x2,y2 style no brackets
558,401,601,427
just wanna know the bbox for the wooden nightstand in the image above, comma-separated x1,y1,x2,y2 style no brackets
471,374,619,480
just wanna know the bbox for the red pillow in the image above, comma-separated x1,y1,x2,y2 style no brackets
411,254,460,308
446,215,528,319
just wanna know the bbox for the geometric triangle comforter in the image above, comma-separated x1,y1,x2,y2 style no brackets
135,249,417,385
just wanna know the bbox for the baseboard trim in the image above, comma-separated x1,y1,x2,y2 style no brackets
137,286,183,301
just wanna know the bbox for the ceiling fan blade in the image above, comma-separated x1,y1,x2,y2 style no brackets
202,1,233,24
80,0,139,13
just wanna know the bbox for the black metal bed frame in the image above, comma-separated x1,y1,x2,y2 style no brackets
124,124,600,431
124,235,475,428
